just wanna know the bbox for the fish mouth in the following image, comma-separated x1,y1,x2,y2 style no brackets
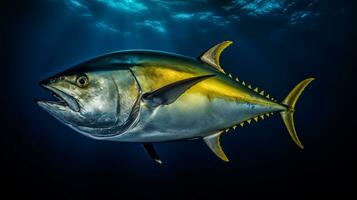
37,84,80,112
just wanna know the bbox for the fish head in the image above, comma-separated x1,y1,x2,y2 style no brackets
37,62,140,138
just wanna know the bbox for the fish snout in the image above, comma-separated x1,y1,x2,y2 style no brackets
39,75,59,87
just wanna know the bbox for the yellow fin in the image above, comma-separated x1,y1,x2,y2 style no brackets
280,78,314,149
253,117,259,122
204,131,229,162
199,41,233,74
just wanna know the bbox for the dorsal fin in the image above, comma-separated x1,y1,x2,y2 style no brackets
198,41,233,74
203,131,229,162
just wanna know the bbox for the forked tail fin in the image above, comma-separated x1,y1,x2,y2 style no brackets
280,78,315,149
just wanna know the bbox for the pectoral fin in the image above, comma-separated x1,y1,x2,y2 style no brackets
204,131,229,162
142,143,162,164
142,74,215,107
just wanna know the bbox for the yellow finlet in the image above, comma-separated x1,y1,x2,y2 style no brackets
225,128,230,132
266,113,270,117
266,94,270,98
254,87,259,92
260,90,265,95
199,41,233,74
242,81,246,86
248,84,252,89
247,119,252,124
240,122,244,127
253,117,259,122
228,74,232,79
235,77,239,82
260,115,265,120
271,97,274,101
271,112,274,115
232,125,237,130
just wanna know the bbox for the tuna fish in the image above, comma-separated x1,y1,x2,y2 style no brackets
37,41,314,164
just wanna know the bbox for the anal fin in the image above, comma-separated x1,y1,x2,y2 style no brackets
203,131,229,162
142,143,163,164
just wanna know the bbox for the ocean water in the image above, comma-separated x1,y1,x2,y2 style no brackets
1,0,354,199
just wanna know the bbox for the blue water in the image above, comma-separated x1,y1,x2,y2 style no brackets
2,0,353,199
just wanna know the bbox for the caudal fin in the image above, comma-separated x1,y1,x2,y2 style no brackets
280,78,315,149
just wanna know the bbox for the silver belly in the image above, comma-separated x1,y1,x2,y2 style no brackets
107,93,277,143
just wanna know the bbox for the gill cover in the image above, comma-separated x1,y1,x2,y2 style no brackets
280,78,315,149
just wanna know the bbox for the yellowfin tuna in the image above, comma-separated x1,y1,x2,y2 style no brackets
37,41,314,164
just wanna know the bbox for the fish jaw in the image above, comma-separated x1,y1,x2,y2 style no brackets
37,83,85,131
38,84,80,112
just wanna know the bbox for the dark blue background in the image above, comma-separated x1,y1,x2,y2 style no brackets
1,0,354,199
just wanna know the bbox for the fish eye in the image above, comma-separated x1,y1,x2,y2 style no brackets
76,73,89,88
